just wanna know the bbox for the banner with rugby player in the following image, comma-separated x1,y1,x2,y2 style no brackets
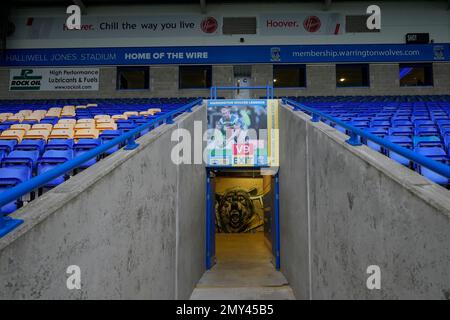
206,99,279,167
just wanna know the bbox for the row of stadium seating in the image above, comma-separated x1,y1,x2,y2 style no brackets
289,96,450,187
0,98,197,214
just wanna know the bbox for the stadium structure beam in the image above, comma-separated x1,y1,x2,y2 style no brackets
200,0,207,14
324,0,332,11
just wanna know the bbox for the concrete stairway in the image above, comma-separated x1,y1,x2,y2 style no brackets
190,233,295,300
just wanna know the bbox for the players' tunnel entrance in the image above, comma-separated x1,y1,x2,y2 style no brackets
205,168,280,271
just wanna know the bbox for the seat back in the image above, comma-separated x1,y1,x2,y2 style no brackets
49,129,74,140
0,130,26,142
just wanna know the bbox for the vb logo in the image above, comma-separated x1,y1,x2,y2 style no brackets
66,265,81,290
366,265,381,290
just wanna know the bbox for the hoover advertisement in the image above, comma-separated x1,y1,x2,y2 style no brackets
206,99,279,167
260,13,345,35
10,15,221,39
9,68,99,91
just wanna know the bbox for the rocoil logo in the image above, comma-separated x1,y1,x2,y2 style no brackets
10,69,42,91
201,16,218,34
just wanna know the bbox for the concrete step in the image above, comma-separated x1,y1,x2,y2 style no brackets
190,233,296,300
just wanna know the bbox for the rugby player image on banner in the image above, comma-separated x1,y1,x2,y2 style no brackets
206,99,278,167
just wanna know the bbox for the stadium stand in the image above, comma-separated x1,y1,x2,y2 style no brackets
0,97,198,214
287,95,450,187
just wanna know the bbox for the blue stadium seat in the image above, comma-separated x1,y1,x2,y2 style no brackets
384,136,413,166
45,139,74,151
0,140,18,161
413,136,443,149
392,120,413,128
0,124,11,131
363,128,388,152
414,127,439,137
415,147,449,185
0,167,32,214
99,130,123,155
370,120,391,129
74,139,100,169
1,150,40,171
388,127,413,137
15,139,46,154
37,150,74,188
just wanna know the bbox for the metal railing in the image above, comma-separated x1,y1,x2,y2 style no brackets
283,98,450,179
0,98,202,237
210,86,274,99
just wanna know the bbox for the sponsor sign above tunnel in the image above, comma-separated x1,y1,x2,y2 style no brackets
1,43,449,67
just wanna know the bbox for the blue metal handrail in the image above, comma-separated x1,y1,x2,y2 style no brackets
0,98,202,236
210,86,274,99
283,98,450,179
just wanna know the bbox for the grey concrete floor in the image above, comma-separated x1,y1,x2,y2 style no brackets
190,233,295,300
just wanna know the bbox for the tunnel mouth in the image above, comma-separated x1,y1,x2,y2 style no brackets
207,168,279,269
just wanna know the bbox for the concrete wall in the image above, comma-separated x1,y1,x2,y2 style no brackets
0,104,206,299
279,103,450,300
3,62,449,100
274,62,450,97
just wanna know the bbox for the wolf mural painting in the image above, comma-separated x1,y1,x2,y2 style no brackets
215,187,265,233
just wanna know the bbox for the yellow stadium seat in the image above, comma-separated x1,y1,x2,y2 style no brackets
7,115,24,123
61,112,76,117
139,111,151,117
96,122,117,132
46,108,62,117
77,118,96,124
18,110,33,116
25,114,43,121
63,105,75,109
94,114,111,120
75,129,99,141
10,124,31,133
75,123,95,130
54,123,75,130
61,106,76,116
23,130,50,141
96,118,113,124
86,104,98,107
0,113,14,118
148,108,162,115
112,115,127,120
32,123,53,131
124,111,139,117
76,105,87,109
0,130,25,142
49,129,74,140
58,119,77,125
45,113,61,118
32,110,47,116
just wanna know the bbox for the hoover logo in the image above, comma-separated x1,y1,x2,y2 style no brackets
10,69,42,90
303,16,321,33
201,17,218,34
